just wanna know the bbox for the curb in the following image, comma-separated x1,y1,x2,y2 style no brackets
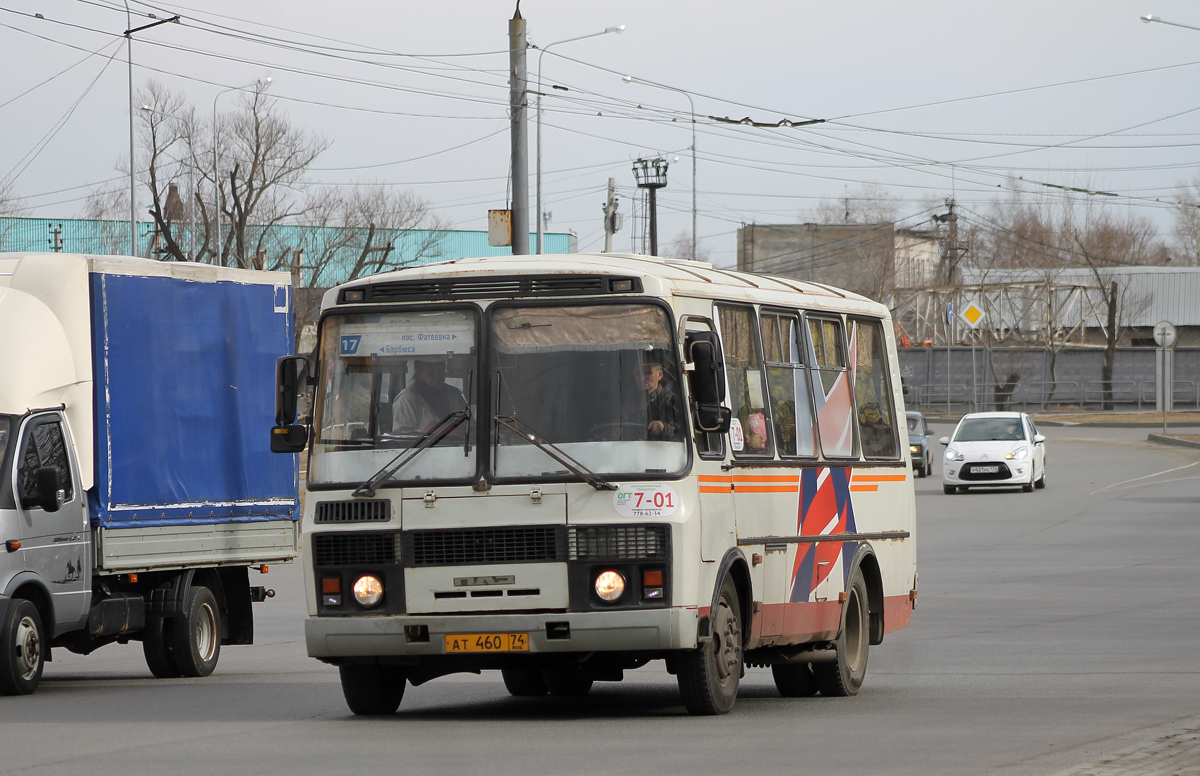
1147,434,1200,450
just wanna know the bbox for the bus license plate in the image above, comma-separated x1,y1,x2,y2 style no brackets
444,633,530,653
974,465,999,473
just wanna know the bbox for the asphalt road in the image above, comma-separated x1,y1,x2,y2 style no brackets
2,426,1198,776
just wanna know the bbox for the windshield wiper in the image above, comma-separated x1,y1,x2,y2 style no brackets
352,410,470,498
493,414,617,491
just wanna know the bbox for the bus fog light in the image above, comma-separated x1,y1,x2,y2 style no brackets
594,570,626,602
353,574,384,607
644,587,663,600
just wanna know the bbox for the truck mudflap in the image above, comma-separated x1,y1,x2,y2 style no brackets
305,607,701,660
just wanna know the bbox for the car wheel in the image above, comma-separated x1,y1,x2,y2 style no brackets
1034,465,1046,489
1021,479,1034,493
943,484,957,495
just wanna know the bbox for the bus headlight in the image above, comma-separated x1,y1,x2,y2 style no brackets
352,574,384,607
594,570,626,602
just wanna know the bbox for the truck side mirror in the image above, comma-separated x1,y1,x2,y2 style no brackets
685,331,733,434
34,467,64,513
272,355,310,454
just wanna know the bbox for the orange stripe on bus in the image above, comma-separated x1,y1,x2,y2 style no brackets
735,486,800,493
697,475,733,483
852,474,908,482
699,486,732,493
731,475,799,482
849,484,879,492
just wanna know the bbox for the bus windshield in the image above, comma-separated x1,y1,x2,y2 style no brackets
309,309,479,487
491,303,687,480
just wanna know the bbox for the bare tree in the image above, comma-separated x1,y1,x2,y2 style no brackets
0,177,25,216
664,230,711,262
1171,173,1200,266
805,182,899,225
137,81,197,262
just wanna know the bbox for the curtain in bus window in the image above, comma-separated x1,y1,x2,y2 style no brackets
718,305,771,456
852,320,898,459
761,313,816,457
807,316,854,457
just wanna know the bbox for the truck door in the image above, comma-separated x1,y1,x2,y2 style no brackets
14,414,91,633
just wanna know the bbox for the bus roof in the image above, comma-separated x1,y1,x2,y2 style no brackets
330,253,890,318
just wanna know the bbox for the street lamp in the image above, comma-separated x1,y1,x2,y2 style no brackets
212,78,270,266
623,75,697,258
534,25,624,254
1141,13,1200,31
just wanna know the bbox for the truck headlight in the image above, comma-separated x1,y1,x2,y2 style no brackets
594,570,626,602
352,574,384,607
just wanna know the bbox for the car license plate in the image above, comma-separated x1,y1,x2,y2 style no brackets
974,465,1000,473
443,633,530,653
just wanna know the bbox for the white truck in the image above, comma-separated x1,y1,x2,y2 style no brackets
0,253,299,694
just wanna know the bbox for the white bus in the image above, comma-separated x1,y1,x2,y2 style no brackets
272,253,917,715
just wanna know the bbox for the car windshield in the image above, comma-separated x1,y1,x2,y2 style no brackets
309,309,479,487
906,416,921,433
955,417,1026,442
491,303,687,479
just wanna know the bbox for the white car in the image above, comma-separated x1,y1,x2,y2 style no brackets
939,411,1046,494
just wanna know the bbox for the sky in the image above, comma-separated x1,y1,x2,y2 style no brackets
3,0,1200,268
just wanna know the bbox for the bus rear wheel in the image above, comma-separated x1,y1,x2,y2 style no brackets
813,571,869,697
677,576,742,715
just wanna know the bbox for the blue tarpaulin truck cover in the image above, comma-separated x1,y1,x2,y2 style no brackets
87,262,297,528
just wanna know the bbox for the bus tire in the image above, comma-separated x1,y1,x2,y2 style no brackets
142,616,183,679
542,667,593,697
502,668,548,696
813,571,869,697
677,576,742,715
0,599,45,696
339,664,406,715
772,662,818,697
168,586,221,678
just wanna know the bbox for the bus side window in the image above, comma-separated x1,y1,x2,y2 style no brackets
760,312,816,457
807,315,855,458
717,304,772,457
851,318,899,459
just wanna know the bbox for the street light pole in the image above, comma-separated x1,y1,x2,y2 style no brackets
534,25,624,254
122,6,178,257
212,78,269,266
624,75,697,257
1140,13,1200,31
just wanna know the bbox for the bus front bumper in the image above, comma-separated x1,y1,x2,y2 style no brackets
305,607,699,659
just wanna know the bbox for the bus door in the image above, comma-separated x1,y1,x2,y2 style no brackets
681,315,732,564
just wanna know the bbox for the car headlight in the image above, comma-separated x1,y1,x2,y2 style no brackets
594,570,626,602
1005,446,1030,460
352,574,384,607
945,448,964,461
910,444,922,454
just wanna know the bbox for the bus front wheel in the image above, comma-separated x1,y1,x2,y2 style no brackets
677,576,743,715
339,664,406,715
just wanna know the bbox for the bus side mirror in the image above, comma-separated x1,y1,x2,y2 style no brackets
685,332,732,434
272,356,310,454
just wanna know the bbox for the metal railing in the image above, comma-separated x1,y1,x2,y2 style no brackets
905,378,1200,411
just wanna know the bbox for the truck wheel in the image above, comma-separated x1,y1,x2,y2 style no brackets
542,667,593,697
502,668,548,696
142,616,182,679
339,664,406,715
168,586,221,678
813,571,869,697
677,576,742,715
0,600,45,695
772,662,818,697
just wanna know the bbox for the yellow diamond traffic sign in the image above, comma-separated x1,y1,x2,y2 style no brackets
961,303,984,328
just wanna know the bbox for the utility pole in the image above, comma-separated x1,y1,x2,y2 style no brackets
508,4,529,255
944,196,960,285
602,178,619,252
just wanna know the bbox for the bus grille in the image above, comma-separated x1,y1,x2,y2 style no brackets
313,499,391,524
312,533,401,566
568,525,669,561
405,526,566,566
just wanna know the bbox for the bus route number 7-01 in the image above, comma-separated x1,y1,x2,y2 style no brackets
613,484,679,518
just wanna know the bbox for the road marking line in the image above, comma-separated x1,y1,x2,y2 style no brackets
1089,461,1198,495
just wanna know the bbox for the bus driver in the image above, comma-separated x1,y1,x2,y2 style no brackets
643,356,680,442
391,358,466,433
